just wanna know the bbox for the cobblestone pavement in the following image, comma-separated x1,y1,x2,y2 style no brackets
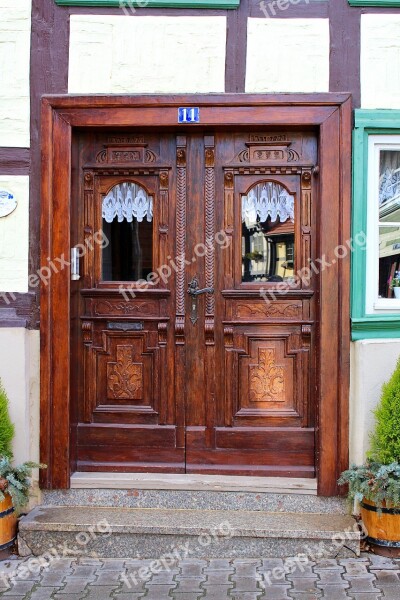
0,555,400,599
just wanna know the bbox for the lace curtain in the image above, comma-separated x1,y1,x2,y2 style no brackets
379,151,400,206
242,182,294,227
102,182,153,224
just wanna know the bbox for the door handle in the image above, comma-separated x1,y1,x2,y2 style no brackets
71,247,81,281
187,276,214,324
187,276,214,297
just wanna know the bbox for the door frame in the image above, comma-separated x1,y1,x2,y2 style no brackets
40,93,352,495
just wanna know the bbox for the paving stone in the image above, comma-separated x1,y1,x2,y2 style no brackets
195,585,231,599
369,555,398,569
92,570,121,585
1,579,36,595
144,586,178,600
229,594,264,600
118,577,147,593
261,559,285,570
288,593,321,600
345,575,378,593
54,595,88,600
56,578,91,594
314,584,349,599
38,572,68,586
170,594,204,600
317,570,348,585
179,562,208,577
68,566,97,580
341,560,371,577
204,571,232,585
96,560,125,571
288,577,320,593
255,583,292,599
207,560,233,570
351,595,384,600
148,570,178,584
372,589,400,600
315,559,346,570
84,585,116,599
230,577,261,592
369,569,400,587
112,594,146,600
174,577,204,592
29,587,60,599
233,561,261,578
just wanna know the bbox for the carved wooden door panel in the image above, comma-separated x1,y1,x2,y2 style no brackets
184,130,318,477
71,132,185,472
71,129,318,477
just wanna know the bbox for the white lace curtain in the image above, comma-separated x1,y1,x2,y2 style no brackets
380,151,400,206
102,182,153,223
242,182,294,227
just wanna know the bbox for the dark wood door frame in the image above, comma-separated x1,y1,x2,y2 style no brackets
40,93,351,495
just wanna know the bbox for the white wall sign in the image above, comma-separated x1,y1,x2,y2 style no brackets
0,190,17,217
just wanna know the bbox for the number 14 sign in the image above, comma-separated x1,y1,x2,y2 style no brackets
178,107,200,124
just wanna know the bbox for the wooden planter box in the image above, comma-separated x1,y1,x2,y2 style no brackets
0,493,17,551
361,499,400,557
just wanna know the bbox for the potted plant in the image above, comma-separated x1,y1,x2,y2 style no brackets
390,273,400,299
339,357,400,556
0,379,44,552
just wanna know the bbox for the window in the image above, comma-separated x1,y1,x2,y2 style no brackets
102,182,153,281
241,181,295,283
352,110,400,339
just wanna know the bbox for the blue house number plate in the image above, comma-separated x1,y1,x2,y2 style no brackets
178,107,200,124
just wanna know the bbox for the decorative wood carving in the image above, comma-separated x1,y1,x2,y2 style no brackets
224,170,234,286
232,134,300,166
94,300,158,316
235,302,302,320
81,321,93,343
175,137,187,335
205,137,215,321
107,345,143,400
159,170,169,235
224,326,234,348
249,348,285,403
158,322,167,346
95,140,158,165
83,170,94,288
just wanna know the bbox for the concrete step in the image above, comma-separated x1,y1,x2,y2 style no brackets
18,506,360,559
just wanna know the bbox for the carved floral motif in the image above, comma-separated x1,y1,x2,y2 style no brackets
107,345,143,400
249,348,285,403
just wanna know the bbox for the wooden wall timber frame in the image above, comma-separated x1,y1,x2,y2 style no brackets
40,93,351,495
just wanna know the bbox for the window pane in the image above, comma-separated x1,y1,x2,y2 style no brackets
102,182,153,281
379,150,400,222
242,182,295,283
379,225,400,298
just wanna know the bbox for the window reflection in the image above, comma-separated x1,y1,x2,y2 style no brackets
378,152,400,298
241,182,295,283
102,182,153,281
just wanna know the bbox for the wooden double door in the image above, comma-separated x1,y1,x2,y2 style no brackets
71,127,318,477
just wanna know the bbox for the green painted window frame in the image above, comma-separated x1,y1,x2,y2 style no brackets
55,0,240,8
352,109,400,340
349,1,400,5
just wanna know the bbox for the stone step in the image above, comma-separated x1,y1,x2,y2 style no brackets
41,474,346,514
18,506,360,559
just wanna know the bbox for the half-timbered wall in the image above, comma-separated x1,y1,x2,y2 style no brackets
1,0,400,487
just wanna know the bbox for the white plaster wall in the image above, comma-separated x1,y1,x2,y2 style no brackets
361,14,400,109
0,176,29,293
246,18,330,93
69,16,226,94
0,329,40,496
0,0,31,147
350,339,400,465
